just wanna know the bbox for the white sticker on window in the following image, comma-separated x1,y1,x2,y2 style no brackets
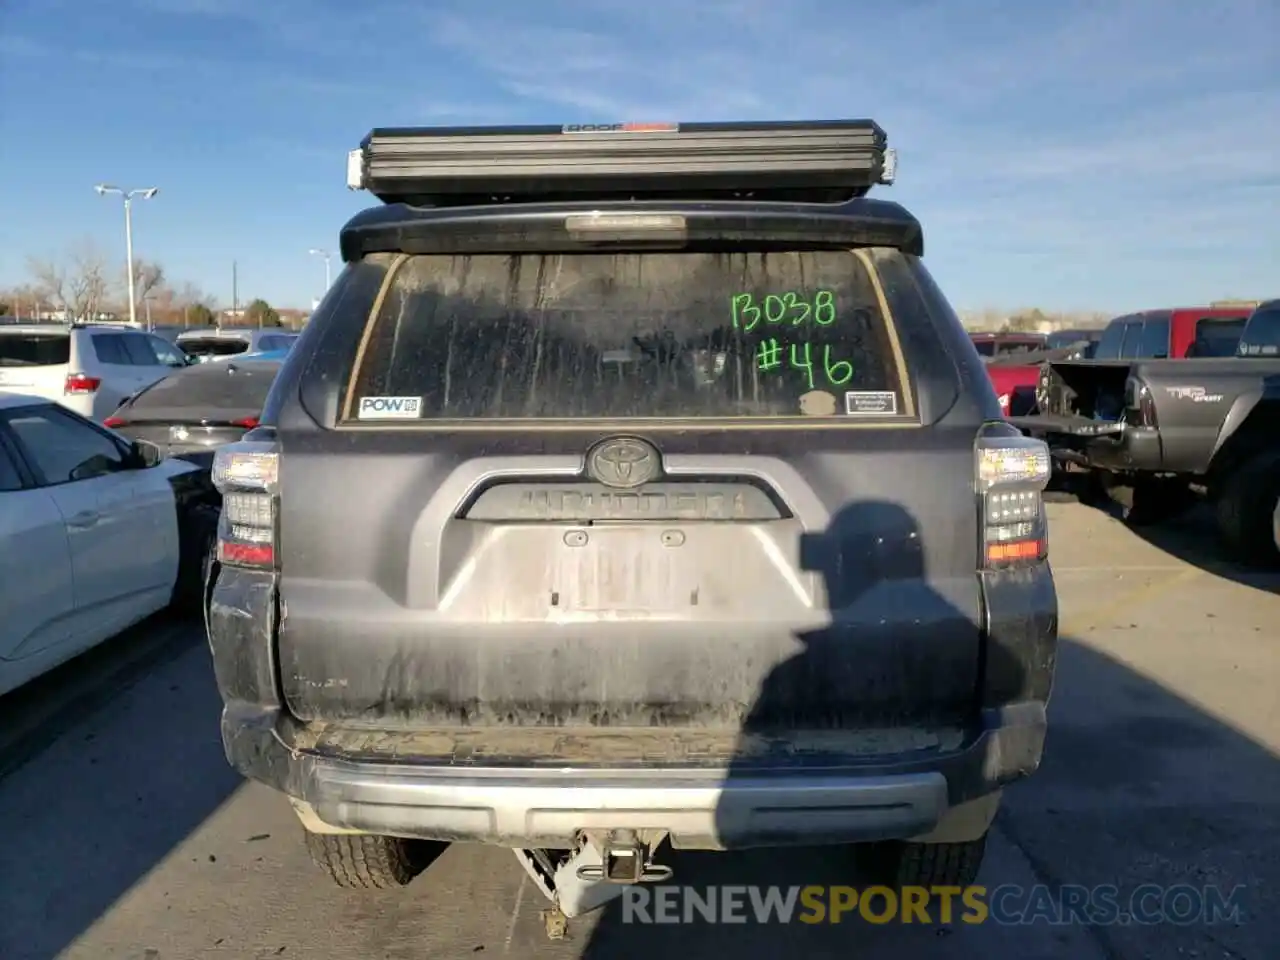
844,391,897,416
357,396,422,419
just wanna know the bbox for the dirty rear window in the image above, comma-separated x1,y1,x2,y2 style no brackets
0,334,70,366
345,250,908,420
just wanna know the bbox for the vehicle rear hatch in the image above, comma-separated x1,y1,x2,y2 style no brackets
0,329,71,398
177,336,251,362
272,244,991,748
113,357,279,456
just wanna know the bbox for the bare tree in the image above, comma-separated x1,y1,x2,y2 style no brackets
26,255,68,314
9,284,43,319
172,280,215,310
65,242,111,320
131,259,166,304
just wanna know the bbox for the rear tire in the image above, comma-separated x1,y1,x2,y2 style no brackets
169,509,217,617
304,832,441,889
1074,469,1111,509
1105,475,1194,527
1214,451,1280,568
868,833,988,889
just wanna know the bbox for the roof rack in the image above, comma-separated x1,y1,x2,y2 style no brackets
347,120,896,207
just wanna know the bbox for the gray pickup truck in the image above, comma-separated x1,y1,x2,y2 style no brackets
1014,299,1280,565
204,119,1058,935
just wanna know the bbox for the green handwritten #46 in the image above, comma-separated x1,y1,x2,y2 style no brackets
731,290,837,331
757,339,853,389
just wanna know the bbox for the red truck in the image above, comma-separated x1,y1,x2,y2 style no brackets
971,333,1044,416
968,332,1086,417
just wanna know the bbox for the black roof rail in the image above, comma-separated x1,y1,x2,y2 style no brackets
346,120,897,207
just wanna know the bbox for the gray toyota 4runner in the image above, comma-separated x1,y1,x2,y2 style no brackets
207,120,1058,930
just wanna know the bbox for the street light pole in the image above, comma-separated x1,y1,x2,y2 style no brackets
124,197,136,325
95,184,159,326
308,248,332,296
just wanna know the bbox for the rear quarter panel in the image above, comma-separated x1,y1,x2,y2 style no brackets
1134,359,1280,473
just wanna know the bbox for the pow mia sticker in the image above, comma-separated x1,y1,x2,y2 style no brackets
357,396,422,419
845,391,898,416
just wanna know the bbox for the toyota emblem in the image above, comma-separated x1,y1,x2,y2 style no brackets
586,437,660,488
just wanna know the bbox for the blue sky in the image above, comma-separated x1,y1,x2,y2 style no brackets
1,0,1276,313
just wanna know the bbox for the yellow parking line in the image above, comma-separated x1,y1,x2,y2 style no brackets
1059,566,1203,635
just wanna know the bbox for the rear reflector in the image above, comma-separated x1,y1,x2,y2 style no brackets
985,538,1046,565
231,416,260,429
217,540,274,567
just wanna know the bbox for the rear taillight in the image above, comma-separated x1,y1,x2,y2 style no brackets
231,416,260,429
977,430,1051,569
64,374,101,395
1124,376,1158,428
102,415,127,428
212,435,279,569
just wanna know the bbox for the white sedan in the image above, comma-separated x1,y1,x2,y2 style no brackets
0,391,221,696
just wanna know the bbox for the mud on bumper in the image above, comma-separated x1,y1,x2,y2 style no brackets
221,702,1046,850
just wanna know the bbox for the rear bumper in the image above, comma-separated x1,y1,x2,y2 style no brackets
1011,416,1165,472
221,701,1046,850
1076,427,1163,472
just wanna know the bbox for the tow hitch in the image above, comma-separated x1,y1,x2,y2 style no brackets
577,832,673,884
514,831,674,940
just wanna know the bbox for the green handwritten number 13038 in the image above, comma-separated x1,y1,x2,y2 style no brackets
731,291,836,331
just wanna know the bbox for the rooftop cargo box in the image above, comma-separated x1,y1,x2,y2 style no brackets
347,120,895,206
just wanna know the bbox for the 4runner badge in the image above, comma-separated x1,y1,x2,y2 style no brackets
586,438,660,488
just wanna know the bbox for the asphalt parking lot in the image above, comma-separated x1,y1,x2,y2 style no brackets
0,501,1276,960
